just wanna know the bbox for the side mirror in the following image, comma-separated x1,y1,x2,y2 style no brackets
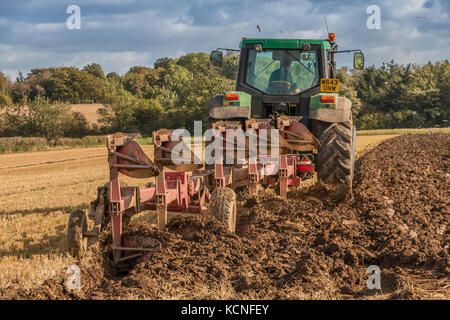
210,50,223,68
353,52,364,70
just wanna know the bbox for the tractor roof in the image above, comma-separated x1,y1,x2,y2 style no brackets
241,38,331,50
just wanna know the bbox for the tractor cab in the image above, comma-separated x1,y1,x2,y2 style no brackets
210,35,364,122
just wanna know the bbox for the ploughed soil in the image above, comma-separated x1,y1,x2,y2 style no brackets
2,134,449,299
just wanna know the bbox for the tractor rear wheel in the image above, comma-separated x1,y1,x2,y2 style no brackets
67,209,88,258
316,120,354,195
209,187,237,233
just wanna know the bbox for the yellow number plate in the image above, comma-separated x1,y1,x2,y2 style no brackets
320,78,339,93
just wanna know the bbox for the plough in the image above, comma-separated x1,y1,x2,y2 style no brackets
67,116,318,264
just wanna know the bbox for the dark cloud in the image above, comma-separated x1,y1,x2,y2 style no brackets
0,0,448,80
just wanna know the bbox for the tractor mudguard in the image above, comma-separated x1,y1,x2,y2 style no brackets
209,94,251,120
309,96,352,123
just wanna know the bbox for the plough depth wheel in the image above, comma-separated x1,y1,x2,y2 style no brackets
67,209,88,258
209,187,237,233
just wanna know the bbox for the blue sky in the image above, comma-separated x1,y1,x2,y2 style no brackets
0,0,449,80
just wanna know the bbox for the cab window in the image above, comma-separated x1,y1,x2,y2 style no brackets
245,49,319,95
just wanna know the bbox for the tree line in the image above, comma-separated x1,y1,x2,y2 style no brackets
338,60,449,129
0,53,448,140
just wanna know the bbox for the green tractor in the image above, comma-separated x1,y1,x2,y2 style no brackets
209,34,364,194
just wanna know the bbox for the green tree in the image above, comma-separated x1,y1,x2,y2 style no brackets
25,96,73,140
83,63,106,80
98,84,167,134
0,91,11,107
405,62,449,126
0,71,10,92
122,71,148,98
106,72,121,83
98,86,140,132
161,62,234,129
134,98,166,135
122,66,155,98
154,57,176,69
336,67,362,118
0,71,12,107
63,111,90,137
46,67,106,103
176,52,210,74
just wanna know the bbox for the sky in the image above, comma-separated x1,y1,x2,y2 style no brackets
0,0,449,81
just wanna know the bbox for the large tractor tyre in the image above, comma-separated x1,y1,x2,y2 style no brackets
67,209,88,258
316,120,354,195
209,187,237,233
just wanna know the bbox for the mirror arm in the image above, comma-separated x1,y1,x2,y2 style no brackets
333,49,362,54
216,48,240,53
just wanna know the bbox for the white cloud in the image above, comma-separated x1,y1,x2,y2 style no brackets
386,0,429,18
